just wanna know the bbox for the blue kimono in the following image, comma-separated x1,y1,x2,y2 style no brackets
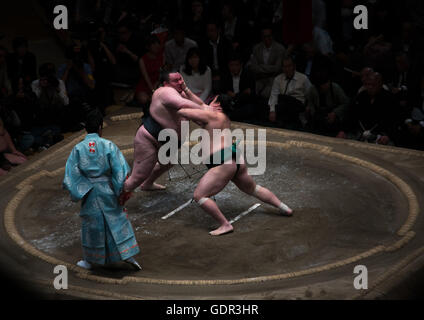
63,133,139,265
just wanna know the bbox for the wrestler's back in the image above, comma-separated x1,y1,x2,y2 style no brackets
204,112,233,156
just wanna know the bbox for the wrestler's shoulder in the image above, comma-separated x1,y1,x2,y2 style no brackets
154,86,177,95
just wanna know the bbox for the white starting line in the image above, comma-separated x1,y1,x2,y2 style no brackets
229,203,261,224
161,200,262,224
161,199,193,220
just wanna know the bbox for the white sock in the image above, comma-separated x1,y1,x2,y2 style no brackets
279,202,292,213
77,260,92,270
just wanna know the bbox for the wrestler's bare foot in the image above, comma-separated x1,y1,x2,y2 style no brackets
140,183,166,191
209,223,234,236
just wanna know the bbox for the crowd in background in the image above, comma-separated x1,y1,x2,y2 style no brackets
1,0,424,176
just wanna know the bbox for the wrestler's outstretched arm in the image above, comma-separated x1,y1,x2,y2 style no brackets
176,108,215,125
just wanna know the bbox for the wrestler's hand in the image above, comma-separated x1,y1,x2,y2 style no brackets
119,190,133,206
209,96,222,112
119,175,132,206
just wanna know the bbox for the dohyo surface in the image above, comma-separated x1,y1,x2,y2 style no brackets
1,112,423,300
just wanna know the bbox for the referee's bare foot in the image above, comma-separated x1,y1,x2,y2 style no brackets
209,223,234,236
140,183,166,191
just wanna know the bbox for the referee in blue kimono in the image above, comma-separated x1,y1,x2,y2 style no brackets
63,109,141,270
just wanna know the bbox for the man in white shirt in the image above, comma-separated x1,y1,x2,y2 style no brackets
269,56,311,129
164,24,197,72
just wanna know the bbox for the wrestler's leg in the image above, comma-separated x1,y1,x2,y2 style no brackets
125,145,158,192
232,164,293,215
194,163,237,236
140,162,172,191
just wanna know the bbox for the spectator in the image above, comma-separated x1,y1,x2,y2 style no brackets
184,0,208,45
313,25,334,56
31,63,67,148
0,116,27,176
295,42,331,80
135,35,164,111
306,71,350,137
357,67,380,94
113,21,143,86
399,106,424,151
10,78,37,153
180,47,212,103
87,24,117,115
248,26,286,100
0,46,12,99
58,44,95,101
396,75,424,150
268,55,312,130
6,37,37,93
345,72,398,145
363,34,394,80
199,20,233,93
32,63,69,107
220,53,257,122
220,1,252,62
164,22,198,72
388,52,415,119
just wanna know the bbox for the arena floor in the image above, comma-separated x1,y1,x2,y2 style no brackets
1,108,424,300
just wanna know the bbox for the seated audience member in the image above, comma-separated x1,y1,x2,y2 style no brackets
199,20,233,93
184,0,208,46
6,37,37,93
180,47,212,102
87,24,117,114
306,71,349,137
0,117,26,176
135,35,164,112
363,34,394,81
58,45,95,100
296,42,319,79
248,26,286,100
388,52,416,120
357,67,375,94
397,75,424,150
31,63,68,148
312,25,334,56
32,63,69,106
58,45,96,128
220,54,257,121
220,1,252,62
113,22,143,86
165,22,198,72
268,55,312,130
399,107,424,151
0,46,12,99
10,78,37,153
344,73,399,145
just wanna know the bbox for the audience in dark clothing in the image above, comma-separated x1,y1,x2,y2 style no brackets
1,0,424,177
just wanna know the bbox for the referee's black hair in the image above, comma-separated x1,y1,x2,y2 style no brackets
85,108,103,134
